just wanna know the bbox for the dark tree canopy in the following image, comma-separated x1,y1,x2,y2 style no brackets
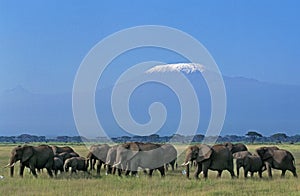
246,131,263,143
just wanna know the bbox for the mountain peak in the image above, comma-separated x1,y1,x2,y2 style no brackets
3,85,31,95
145,63,205,74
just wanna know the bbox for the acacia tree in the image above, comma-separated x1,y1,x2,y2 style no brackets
246,131,262,143
271,133,287,143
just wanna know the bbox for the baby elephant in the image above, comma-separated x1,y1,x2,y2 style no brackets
53,157,64,176
64,157,89,174
243,155,264,178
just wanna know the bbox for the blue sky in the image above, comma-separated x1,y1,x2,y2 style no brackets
1,0,300,93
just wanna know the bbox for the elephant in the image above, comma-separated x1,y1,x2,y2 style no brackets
105,145,119,175
161,144,177,171
64,157,89,174
86,144,110,175
6,145,54,178
243,155,264,178
182,144,235,179
224,142,248,154
256,146,297,178
57,152,80,163
113,142,165,177
51,145,75,155
232,150,252,177
53,156,64,176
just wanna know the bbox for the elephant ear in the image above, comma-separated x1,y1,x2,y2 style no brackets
22,146,34,162
127,149,139,161
262,148,273,160
197,144,212,162
224,142,233,152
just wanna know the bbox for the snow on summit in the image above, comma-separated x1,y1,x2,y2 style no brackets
145,63,205,74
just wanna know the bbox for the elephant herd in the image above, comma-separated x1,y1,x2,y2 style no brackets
4,142,298,180
4,142,177,178
182,142,298,179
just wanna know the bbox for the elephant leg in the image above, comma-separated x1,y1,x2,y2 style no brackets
290,166,298,177
171,162,175,171
165,163,169,171
258,170,262,178
106,165,111,175
46,168,53,178
143,169,147,175
112,167,116,175
227,168,235,178
125,170,131,176
244,169,248,178
148,169,154,177
217,170,222,178
157,166,165,177
281,170,286,178
71,167,77,174
186,164,190,179
250,172,254,178
19,164,25,177
203,169,208,179
117,168,122,177
236,166,240,178
265,162,272,178
92,159,96,170
194,163,202,179
96,161,102,176
30,166,38,178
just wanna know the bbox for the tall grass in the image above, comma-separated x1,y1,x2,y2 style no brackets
0,144,299,195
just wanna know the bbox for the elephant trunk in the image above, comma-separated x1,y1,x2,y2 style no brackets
9,157,15,177
182,153,192,178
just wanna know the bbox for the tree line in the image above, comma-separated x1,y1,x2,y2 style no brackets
0,132,299,144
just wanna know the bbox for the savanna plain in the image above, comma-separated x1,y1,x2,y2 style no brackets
0,143,299,196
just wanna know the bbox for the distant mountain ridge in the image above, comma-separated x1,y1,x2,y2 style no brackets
1,74,300,137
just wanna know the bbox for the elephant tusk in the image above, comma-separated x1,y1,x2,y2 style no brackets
3,163,10,168
105,160,111,165
181,162,190,166
112,161,121,168
4,163,15,168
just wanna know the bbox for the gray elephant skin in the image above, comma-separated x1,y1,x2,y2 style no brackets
114,142,165,177
53,156,64,176
7,144,54,178
183,144,235,179
86,144,110,175
242,155,264,178
224,142,248,154
51,145,75,155
64,157,89,174
105,145,119,175
232,150,252,177
256,146,297,178
161,144,177,171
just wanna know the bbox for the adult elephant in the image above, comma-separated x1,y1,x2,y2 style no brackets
6,145,54,178
51,145,75,155
113,142,165,177
256,146,297,178
105,145,119,175
232,150,252,177
161,144,177,171
224,142,248,154
182,144,235,179
86,144,110,175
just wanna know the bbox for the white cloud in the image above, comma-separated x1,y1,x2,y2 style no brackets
145,63,205,74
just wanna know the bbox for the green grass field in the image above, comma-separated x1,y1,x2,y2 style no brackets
0,144,299,196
